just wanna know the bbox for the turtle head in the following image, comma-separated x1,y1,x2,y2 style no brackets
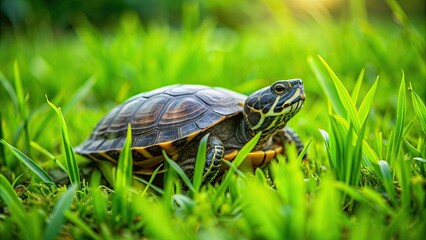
243,79,305,134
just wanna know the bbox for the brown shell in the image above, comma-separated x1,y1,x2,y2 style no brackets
75,85,246,157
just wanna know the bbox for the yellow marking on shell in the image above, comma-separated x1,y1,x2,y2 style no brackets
247,151,266,160
133,152,180,167
275,146,283,154
224,150,238,160
265,150,276,161
134,148,154,158
220,146,284,172
134,155,164,166
186,132,199,142
247,151,266,168
99,152,118,163
159,141,176,153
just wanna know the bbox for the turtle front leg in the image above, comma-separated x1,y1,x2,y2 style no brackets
202,135,224,184
179,134,224,185
269,127,307,160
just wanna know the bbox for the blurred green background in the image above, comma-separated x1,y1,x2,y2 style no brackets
0,1,425,239
1,0,425,30
0,0,425,151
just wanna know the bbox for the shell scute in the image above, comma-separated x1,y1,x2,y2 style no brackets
130,95,171,131
158,96,209,126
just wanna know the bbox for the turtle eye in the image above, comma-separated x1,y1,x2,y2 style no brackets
273,84,286,94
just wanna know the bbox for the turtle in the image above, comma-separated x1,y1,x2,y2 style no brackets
75,79,306,184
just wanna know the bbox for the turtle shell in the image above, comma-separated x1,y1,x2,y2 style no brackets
75,84,246,166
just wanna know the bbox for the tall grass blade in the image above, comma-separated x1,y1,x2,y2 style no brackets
358,76,379,124
373,132,383,160
192,133,209,192
13,61,31,155
403,139,422,158
318,55,361,131
141,164,164,196
0,173,26,223
112,124,133,225
396,155,411,208
308,56,346,116
296,137,312,163
334,181,394,216
33,76,96,141
115,124,133,190
387,72,406,162
46,97,80,187
0,139,55,186
216,131,261,198
351,68,365,104
91,170,108,224
43,185,77,240
163,150,195,193
13,61,26,117
378,160,397,206
0,174,37,240
134,174,164,195
350,120,367,186
409,82,426,135
385,0,409,27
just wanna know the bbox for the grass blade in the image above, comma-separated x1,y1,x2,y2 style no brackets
46,97,80,187
91,170,108,223
141,164,164,196
358,76,379,125
43,185,77,240
409,82,426,135
112,124,133,225
296,137,313,164
115,124,133,190
13,61,31,156
378,160,397,206
163,150,196,193
0,173,26,223
192,133,209,192
216,131,261,198
351,68,365,105
33,76,97,141
0,139,55,186
387,72,406,162
0,174,38,240
318,55,361,131
308,56,346,117
13,61,26,118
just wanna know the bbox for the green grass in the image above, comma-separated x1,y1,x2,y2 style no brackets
1,0,425,239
